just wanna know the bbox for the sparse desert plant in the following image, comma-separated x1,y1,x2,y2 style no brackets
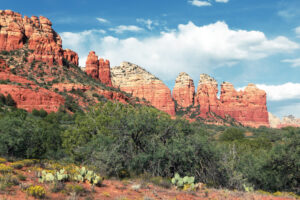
26,185,46,199
0,164,13,174
10,161,24,169
0,158,6,163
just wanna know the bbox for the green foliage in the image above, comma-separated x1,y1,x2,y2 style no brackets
63,102,223,186
219,127,245,141
32,109,48,118
0,93,16,107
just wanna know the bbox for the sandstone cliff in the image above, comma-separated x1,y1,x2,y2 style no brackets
111,62,175,115
85,51,112,86
173,72,195,108
0,10,78,66
194,74,221,117
220,82,269,128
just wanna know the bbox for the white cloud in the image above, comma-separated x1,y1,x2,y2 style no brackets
215,0,229,3
282,58,300,67
96,17,109,23
136,18,159,30
188,0,211,7
60,21,299,80
256,83,300,101
109,25,143,34
295,26,300,37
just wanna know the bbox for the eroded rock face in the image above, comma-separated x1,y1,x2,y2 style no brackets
111,62,175,115
0,10,77,66
85,51,112,86
85,51,99,79
99,58,112,86
173,72,195,108
194,74,221,117
220,82,269,128
63,49,79,66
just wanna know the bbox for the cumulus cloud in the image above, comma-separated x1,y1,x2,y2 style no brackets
109,25,143,33
256,83,300,101
96,17,109,23
188,0,211,7
60,21,299,80
282,58,300,67
215,0,229,3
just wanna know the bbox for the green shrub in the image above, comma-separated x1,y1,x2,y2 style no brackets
219,128,245,141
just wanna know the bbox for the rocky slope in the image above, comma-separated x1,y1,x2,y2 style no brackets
111,62,175,115
269,113,300,128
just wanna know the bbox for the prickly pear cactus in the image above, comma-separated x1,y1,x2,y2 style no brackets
171,173,196,191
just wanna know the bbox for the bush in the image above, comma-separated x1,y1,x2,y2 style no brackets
0,164,13,174
26,185,46,199
219,128,245,141
10,161,24,169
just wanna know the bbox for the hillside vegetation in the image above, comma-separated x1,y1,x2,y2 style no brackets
0,101,299,198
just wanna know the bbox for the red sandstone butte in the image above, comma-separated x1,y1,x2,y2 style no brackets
220,82,269,128
111,62,175,115
0,10,78,66
99,58,112,86
194,74,222,117
85,51,99,79
85,51,112,86
173,72,195,108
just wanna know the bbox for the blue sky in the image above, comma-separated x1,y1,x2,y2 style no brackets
3,0,300,118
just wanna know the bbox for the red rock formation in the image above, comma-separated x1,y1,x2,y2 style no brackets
0,10,24,51
85,51,112,86
63,49,79,66
0,59,64,112
111,62,175,115
220,82,269,128
52,83,90,92
99,58,112,86
85,51,99,79
0,85,64,112
0,10,78,66
194,74,221,117
173,72,195,108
